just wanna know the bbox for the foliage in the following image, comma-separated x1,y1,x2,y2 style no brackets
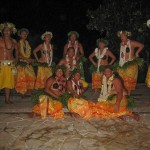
31,89,46,105
87,0,150,58
107,94,135,108
16,61,29,67
58,92,73,108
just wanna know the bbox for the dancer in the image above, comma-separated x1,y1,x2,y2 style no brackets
33,31,53,89
89,38,116,95
0,22,18,104
15,28,35,95
117,31,144,95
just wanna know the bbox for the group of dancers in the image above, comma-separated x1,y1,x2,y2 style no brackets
0,22,149,121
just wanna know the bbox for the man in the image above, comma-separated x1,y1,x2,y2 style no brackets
95,66,140,121
0,22,18,104
117,31,144,95
64,31,85,79
33,31,53,89
89,38,116,95
63,31,84,59
32,67,66,119
58,47,79,79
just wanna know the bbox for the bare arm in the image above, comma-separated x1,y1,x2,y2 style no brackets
14,40,19,63
57,59,65,66
113,78,123,112
78,43,84,57
33,44,42,62
89,51,97,67
107,50,116,65
67,80,80,98
44,78,59,99
63,44,68,57
132,41,144,58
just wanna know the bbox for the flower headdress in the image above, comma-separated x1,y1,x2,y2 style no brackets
41,31,53,40
117,30,131,37
68,31,79,38
0,22,17,34
96,38,109,47
147,19,150,28
18,28,29,36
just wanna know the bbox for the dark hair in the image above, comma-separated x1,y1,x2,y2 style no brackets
67,47,75,53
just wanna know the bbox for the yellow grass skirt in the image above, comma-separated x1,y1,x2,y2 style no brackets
15,65,36,94
118,64,138,91
92,71,103,89
94,96,132,118
0,65,17,89
33,95,64,119
68,97,93,120
146,65,150,88
35,66,52,89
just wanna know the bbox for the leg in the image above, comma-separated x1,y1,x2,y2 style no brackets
5,88,13,104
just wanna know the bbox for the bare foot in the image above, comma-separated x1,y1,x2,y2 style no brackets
71,113,81,118
5,101,9,104
9,100,14,104
133,113,140,121
118,116,125,121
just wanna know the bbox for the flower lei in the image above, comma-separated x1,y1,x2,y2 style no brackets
98,74,114,101
19,40,31,59
44,42,53,66
66,55,77,71
71,79,82,95
119,39,132,67
68,40,79,57
95,47,108,72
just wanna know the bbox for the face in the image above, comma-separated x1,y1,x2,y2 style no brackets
73,72,81,81
44,34,52,42
98,42,106,49
67,48,75,58
56,69,63,78
104,68,113,78
69,34,77,42
20,31,28,40
120,33,128,42
3,27,12,37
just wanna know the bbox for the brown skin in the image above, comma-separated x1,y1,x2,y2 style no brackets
89,42,116,67
0,27,18,104
67,72,87,98
18,31,34,63
104,68,140,121
58,48,80,78
63,34,84,58
44,69,65,99
33,34,53,63
120,33,144,60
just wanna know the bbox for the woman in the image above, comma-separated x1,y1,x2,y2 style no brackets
33,31,53,89
32,66,67,119
89,38,116,95
67,69,92,120
15,28,35,95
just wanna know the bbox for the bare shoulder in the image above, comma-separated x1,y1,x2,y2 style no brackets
46,77,55,83
57,58,66,65
12,38,17,44
113,77,121,85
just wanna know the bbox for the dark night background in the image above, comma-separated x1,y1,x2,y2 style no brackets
0,0,149,82
0,0,102,59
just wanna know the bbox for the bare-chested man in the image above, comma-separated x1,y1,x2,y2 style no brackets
0,22,18,104
33,31,53,89
96,66,140,121
58,47,80,79
117,31,144,95
63,31,84,59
